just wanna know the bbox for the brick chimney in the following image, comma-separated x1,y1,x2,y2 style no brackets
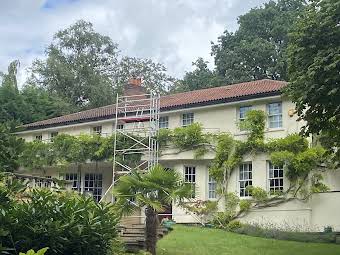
123,78,147,98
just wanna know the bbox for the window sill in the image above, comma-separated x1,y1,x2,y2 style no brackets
265,128,285,133
239,196,252,200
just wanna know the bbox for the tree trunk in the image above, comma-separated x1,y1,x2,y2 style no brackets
145,206,159,255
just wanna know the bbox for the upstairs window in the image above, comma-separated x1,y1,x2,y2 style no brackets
239,162,252,197
50,132,58,140
159,116,169,129
35,134,43,141
268,162,284,193
267,102,282,128
92,126,102,135
208,175,217,199
182,113,194,127
239,106,252,130
184,166,196,198
117,124,124,130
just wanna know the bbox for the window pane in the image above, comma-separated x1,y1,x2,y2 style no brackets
159,116,169,129
239,106,252,119
239,162,252,197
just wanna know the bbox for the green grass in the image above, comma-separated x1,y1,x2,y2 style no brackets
157,225,340,255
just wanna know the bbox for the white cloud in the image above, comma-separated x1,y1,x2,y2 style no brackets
0,0,269,87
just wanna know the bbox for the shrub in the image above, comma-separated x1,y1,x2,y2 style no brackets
19,248,49,255
227,221,243,231
211,212,234,229
233,224,338,244
0,185,120,255
239,200,251,212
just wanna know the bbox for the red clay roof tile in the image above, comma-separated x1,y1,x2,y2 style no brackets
21,79,287,130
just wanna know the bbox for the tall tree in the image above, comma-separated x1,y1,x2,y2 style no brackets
285,0,340,160
172,58,224,93
113,165,192,255
0,60,29,124
29,20,119,109
21,85,74,123
114,56,175,95
0,123,24,172
29,20,175,110
212,0,305,84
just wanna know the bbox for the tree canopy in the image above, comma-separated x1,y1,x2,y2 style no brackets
172,58,224,92
211,0,305,84
29,20,174,110
285,0,340,160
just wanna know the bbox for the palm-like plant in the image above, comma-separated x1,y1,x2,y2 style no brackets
113,165,192,255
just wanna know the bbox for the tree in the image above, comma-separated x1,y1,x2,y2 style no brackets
0,123,24,172
0,60,29,124
114,56,175,95
285,0,340,160
29,20,175,111
21,85,74,123
113,165,192,255
29,20,119,109
172,58,224,93
211,0,305,84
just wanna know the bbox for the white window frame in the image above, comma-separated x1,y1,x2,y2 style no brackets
92,126,102,135
239,106,252,131
84,173,103,202
64,173,80,191
50,131,58,140
239,162,253,197
159,116,169,129
182,113,194,127
117,124,124,130
267,102,282,128
184,166,196,198
34,134,43,141
268,162,284,193
208,174,217,199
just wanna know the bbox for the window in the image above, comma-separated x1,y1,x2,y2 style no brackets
239,162,252,197
65,173,80,191
50,132,58,140
268,162,284,193
159,116,169,129
117,124,124,130
184,166,196,198
35,134,42,141
92,126,102,135
84,173,103,202
239,106,252,130
182,113,194,127
208,175,217,199
267,102,282,128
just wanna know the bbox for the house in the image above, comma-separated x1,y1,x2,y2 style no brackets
15,79,340,231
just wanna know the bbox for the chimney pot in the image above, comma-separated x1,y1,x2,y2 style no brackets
128,78,142,86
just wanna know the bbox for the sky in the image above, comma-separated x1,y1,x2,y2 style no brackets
0,0,269,87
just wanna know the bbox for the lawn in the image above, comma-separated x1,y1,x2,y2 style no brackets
157,225,340,255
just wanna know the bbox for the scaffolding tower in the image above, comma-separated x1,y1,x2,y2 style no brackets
101,91,160,202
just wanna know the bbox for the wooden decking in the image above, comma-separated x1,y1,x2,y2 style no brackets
119,223,170,252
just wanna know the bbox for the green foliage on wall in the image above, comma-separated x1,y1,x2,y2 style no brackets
157,109,332,225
